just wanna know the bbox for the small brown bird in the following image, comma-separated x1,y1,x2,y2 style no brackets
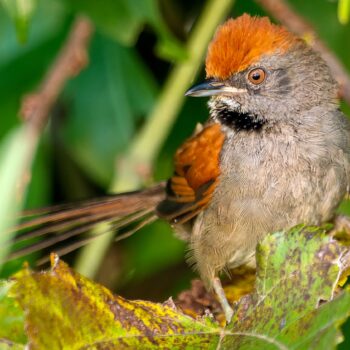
11,15,350,322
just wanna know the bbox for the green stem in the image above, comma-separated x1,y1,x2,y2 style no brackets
74,0,235,278
338,0,350,24
0,126,37,268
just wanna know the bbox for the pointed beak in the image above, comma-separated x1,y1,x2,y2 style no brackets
185,80,246,97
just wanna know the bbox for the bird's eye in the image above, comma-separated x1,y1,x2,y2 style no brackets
247,68,266,85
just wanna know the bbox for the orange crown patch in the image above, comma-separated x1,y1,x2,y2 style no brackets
206,14,297,79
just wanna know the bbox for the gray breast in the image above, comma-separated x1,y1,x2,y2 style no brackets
196,108,350,269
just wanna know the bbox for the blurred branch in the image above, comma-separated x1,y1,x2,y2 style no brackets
256,0,350,105
21,16,93,132
74,0,236,277
19,15,94,195
0,16,93,266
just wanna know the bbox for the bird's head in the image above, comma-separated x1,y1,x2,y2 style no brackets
186,14,338,131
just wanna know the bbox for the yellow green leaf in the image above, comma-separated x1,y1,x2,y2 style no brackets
4,226,350,349
0,281,26,349
10,254,220,349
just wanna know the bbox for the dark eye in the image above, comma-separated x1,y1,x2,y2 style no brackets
248,68,266,85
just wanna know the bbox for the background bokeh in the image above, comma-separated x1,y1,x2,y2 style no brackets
0,0,349,346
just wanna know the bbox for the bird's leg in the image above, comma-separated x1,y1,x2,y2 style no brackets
212,276,233,323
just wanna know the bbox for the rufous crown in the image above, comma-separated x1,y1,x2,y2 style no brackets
206,14,297,79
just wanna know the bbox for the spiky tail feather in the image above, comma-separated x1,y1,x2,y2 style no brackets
7,184,165,264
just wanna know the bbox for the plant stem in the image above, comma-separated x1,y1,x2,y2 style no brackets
338,0,350,25
74,0,235,278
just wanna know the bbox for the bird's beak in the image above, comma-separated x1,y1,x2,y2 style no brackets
185,80,246,97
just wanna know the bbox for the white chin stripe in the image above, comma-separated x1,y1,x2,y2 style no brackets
209,97,241,110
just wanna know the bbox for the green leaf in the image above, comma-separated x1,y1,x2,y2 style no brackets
0,0,37,43
63,0,186,60
0,281,26,347
0,340,24,350
126,0,187,61
63,34,157,186
10,255,220,349
224,226,350,349
64,0,143,45
4,226,350,349
0,0,66,67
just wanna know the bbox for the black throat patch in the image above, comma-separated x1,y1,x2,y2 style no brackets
216,108,265,132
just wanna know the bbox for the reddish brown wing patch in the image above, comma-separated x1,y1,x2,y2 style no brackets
157,123,225,224
206,14,297,79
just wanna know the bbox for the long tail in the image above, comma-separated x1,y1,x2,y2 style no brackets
7,184,165,264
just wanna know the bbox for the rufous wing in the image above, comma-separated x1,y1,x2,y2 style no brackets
156,123,225,224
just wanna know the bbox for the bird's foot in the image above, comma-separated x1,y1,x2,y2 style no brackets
212,277,233,323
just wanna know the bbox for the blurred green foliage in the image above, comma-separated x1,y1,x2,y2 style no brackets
338,0,350,24
0,0,349,346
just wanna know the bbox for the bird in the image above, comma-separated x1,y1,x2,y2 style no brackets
9,14,350,322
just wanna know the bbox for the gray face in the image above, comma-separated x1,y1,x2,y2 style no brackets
208,42,338,130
